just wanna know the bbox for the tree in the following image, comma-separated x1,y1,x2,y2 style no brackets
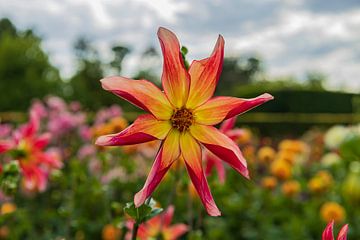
133,46,161,85
0,18,62,111
69,38,132,110
110,45,130,74
216,56,263,95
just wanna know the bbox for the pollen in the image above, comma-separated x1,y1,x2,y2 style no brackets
171,108,194,132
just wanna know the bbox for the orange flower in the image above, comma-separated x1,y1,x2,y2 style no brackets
236,128,252,145
270,159,292,180
320,202,346,223
279,140,306,153
92,117,128,138
277,150,297,165
281,180,300,197
308,170,333,193
0,202,16,215
96,27,273,216
257,146,276,164
261,176,278,190
102,224,121,240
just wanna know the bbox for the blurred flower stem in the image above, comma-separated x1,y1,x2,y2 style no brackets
131,221,139,240
130,197,152,240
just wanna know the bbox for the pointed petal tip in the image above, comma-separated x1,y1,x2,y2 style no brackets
134,191,145,208
95,135,110,146
323,220,335,240
208,207,221,217
99,77,113,90
262,93,274,100
218,34,225,42
243,169,251,180
157,26,173,37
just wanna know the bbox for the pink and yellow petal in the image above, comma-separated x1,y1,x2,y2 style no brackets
194,93,274,125
100,76,173,120
322,220,334,240
337,224,348,240
180,132,221,216
162,205,175,227
95,114,171,146
158,27,190,108
190,124,249,179
134,129,181,207
186,35,224,109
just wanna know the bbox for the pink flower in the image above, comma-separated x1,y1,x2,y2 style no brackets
77,144,96,160
0,124,13,138
30,100,47,119
322,220,348,240
95,105,123,125
126,205,188,240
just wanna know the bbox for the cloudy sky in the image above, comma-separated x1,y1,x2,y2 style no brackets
1,0,359,91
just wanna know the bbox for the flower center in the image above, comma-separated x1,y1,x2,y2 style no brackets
171,108,194,132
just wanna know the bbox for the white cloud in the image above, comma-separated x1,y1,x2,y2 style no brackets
0,0,359,92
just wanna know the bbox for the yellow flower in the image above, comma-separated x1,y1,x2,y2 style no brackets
243,145,256,163
237,128,252,145
257,146,276,164
1,202,16,215
320,202,346,223
261,176,278,190
92,117,128,139
308,177,323,193
281,180,301,197
277,150,297,165
279,140,306,153
102,224,121,240
109,117,128,133
270,159,292,180
308,170,333,193
317,171,333,186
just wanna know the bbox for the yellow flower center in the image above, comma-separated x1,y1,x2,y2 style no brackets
171,108,194,132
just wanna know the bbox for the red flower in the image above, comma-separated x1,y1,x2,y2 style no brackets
96,27,273,216
126,205,188,240
322,220,348,240
1,110,62,192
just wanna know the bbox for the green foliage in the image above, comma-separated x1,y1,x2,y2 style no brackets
0,18,62,111
0,160,20,195
216,56,263,95
181,46,189,70
124,198,163,224
68,37,132,110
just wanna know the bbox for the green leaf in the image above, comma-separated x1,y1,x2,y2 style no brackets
123,198,163,224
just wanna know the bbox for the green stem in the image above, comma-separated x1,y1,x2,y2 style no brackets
131,223,139,240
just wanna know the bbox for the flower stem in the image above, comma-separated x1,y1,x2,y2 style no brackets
131,222,139,240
